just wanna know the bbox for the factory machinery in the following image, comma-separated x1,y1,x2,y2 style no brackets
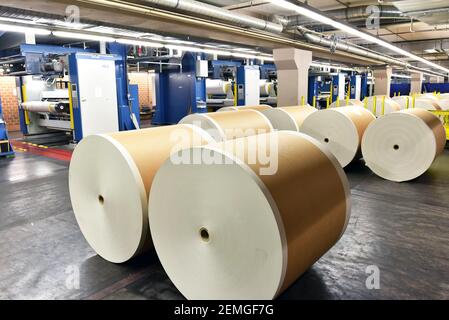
0,44,140,143
205,61,277,110
308,71,367,108
0,97,14,157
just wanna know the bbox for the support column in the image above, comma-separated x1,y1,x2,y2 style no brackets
273,48,312,107
373,67,392,96
410,72,423,94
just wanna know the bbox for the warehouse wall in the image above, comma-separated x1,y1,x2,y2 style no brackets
0,77,20,131
128,72,153,109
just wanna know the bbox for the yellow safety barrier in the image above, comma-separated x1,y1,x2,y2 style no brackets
68,82,75,130
326,97,330,109
336,98,340,107
373,96,377,115
234,83,237,107
313,96,317,108
21,85,30,125
406,97,409,109
381,96,385,115
301,96,305,106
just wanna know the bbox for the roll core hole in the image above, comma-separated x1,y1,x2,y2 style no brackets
393,145,399,150
98,195,105,205
324,138,329,143
199,227,210,242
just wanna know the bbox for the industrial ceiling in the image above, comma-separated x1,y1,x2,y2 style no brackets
0,0,448,75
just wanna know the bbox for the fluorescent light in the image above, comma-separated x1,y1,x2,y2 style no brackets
392,74,411,79
165,44,204,53
53,31,115,42
117,38,164,48
271,0,449,74
0,23,51,35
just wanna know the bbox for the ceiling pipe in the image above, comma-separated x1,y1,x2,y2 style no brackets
298,27,446,77
285,5,404,27
140,0,283,33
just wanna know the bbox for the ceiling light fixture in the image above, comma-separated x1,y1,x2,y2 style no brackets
52,31,115,42
117,38,164,48
0,23,51,35
271,0,449,74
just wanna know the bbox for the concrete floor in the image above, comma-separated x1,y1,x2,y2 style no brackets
0,148,448,300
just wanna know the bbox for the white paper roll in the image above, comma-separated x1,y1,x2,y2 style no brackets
393,96,443,111
149,131,351,299
365,96,401,116
261,105,317,131
259,80,273,96
330,99,364,108
69,125,214,263
179,109,273,141
391,96,409,110
206,79,231,96
217,105,273,112
22,100,69,113
362,109,446,182
301,106,376,167
437,99,449,110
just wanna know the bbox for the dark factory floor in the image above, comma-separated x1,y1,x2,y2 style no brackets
0,147,448,300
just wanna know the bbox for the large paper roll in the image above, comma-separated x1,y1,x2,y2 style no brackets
437,99,449,110
218,105,273,112
179,109,273,141
261,105,317,131
362,109,446,182
69,125,214,263
301,106,376,167
366,96,401,116
330,99,364,108
391,96,410,110
149,131,351,299
206,79,231,96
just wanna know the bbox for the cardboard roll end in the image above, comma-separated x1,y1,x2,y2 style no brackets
69,134,148,263
149,131,350,299
362,109,446,182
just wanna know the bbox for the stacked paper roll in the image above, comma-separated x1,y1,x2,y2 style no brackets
261,105,317,131
218,105,273,112
393,96,443,111
68,125,214,263
206,79,231,96
393,96,444,110
149,131,351,299
365,96,401,116
420,93,439,101
330,99,364,108
179,109,273,141
362,109,446,182
301,106,376,167
437,99,449,110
